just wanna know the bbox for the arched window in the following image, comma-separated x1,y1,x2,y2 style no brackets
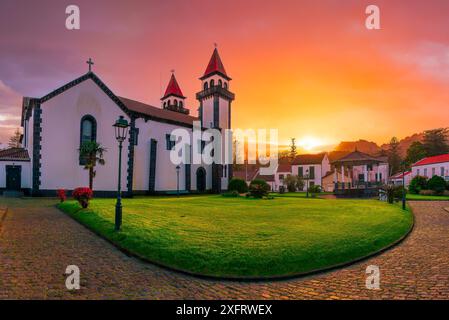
79,115,97,165
163,102,167,108
224,82,228,89
174,99,178,106
179,101,183,108
204,82,209,90
218,79,222,87
210,79,215,87
80,115,96,144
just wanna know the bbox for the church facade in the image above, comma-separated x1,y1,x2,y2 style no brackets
2,48,234,196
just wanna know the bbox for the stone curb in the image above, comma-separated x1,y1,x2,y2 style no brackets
57,205,415,282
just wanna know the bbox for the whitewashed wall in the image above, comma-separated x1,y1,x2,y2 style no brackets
412,162,449,180
39,79,130,191
133,119,212,192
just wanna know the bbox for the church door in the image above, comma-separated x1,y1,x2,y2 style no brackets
196,167,206,192
6,165,21,190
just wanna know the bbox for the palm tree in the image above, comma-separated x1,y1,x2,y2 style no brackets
79,141,107,190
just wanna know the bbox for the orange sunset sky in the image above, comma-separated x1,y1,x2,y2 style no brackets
1,0,449,151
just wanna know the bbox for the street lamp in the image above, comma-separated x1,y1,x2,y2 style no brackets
401,161,406,210
113,115,129,231
176,165,180,197
305,169,310,198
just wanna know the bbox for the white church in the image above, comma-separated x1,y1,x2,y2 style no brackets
0,48,235,196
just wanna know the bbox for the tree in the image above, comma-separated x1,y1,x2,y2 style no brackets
387,137,402,175
405,141,427,167
422,128,449,157
427,175,446,195
78,141,106,190
289,138,297,162
284,175,297,192
296,176,305,191
8,128,21,148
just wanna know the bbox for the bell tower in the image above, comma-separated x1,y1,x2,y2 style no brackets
161,72,189,114
196,47,235,192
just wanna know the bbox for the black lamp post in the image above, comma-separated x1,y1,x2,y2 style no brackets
176,165,180,197
401,161,406,210
113,115,129,231
305,169,310,198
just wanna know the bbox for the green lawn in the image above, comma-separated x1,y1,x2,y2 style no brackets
407,194,449,201
58,195,412,278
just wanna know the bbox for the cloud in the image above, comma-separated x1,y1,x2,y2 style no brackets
392,41,449,82
0,80,22,145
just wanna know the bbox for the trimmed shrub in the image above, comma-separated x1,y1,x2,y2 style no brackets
248,179,271,198
409,175,428,194
227,178,248,194
73,187,93,208
56,189,66,203
308,185,322,194
222,190,240,197
427,175,446,195
419,189,435,196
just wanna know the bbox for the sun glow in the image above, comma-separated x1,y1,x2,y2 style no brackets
297,136,323,152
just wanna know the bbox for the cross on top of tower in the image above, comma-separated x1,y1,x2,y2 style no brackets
86,58,94,72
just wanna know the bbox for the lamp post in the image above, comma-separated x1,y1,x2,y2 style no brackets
176,165,180,197
401,161,406,211
305,169,310,198
113,115,129,231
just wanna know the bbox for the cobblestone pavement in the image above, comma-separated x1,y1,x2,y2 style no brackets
0,199,448,300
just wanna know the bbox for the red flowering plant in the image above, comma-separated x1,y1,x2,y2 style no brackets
72,187,93,209
56,189,66,203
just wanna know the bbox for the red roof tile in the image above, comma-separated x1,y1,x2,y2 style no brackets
390,171,411,179
292,153,326,165
277,164,292,173
0,147,30,161
202,48,229,79
118,97,197,127
412,153,449,167
162,73,185,99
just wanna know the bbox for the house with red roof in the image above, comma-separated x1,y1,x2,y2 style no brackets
2,47,236,196
291,153,331,191
411,153,449,182
390,171,412,186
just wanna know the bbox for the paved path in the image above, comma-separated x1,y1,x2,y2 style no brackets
0,199,448,299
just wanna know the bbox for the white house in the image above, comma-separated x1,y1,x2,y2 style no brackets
411,153,449,181
291,153,331,190
0,48,235,196
274,164,292,191
390,171,412,186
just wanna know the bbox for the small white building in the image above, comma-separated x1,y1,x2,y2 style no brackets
411,153,449,181
0,148,31,195
390,171,412,186
291,153,331,190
